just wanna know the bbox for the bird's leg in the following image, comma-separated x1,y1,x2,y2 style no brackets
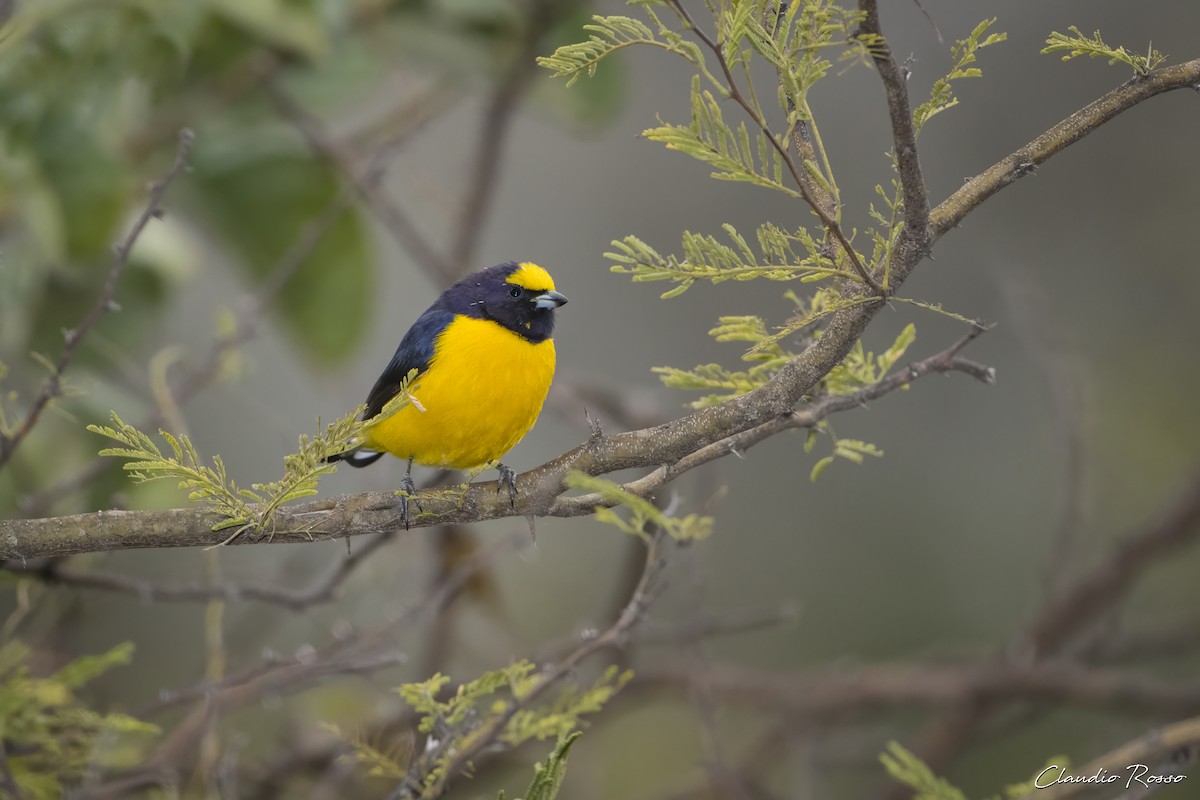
496,462,518,509
398,456,421,530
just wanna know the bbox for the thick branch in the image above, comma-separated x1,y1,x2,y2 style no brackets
931,59,1200,240
0,340,990,559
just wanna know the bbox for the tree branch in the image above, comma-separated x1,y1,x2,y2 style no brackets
264,78,456,284
389,534,665,799
858,0,930,246
0,336,991,559
930,58,1200,240
886,469,1200,799
0,531,391,610
638,658,1200,721
0,129,195,471
667,0,887,295
1019,714,1200,800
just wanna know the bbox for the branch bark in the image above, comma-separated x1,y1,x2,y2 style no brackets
0,341,990,559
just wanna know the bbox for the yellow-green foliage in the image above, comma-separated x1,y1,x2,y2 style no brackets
0,640,158,798
392,662,630,796
881,742,969,800
1043,26,1166,76
644,75,800,197
88,408,356,532
498,732,581,800
320,722,410,780
882,741,1073,800
565,472,713,541
608,222,839,299
824,323,916,395
913,19,1007,134
87,370,421,533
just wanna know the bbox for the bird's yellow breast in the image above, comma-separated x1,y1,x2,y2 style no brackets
361,315,556,470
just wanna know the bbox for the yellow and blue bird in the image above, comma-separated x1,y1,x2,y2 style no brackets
328,261,568,526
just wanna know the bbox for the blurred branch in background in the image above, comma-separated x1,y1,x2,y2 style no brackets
1,2,1199,799
889,470,1200,799
0,130,195,471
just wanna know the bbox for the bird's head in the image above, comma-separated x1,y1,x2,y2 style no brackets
442,261,567,343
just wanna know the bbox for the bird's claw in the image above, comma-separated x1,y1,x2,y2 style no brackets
398,471,422,530
497,463,518,509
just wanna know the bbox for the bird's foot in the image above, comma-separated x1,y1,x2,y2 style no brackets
496,463,518,509
398,471,422,530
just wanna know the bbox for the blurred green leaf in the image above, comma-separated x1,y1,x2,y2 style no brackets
32,112,130,261
190,142,373,364
208,0,329,60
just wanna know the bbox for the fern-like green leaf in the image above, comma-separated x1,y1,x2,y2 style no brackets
88,412,256,530
880,741,969,800
607,221,839,299
504,731,582,800
823,323,916,395
913,19,1007,135
537,11,702,86
566,471,713,541
643,76,799,196
1043,26,1166,76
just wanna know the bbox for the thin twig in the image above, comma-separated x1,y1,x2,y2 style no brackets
264,78,456,283
667,0,887,295
0,129,195,471
0,532,391,610
16,155,371,518
1018,714,1200,800
389,534,667,799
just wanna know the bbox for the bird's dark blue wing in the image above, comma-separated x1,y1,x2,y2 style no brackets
363,308,454,420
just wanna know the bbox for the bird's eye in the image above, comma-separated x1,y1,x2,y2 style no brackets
508,286,522,299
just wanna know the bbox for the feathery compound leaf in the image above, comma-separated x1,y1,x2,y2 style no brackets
810,438,883,482
880,741,969,800
913,19,1006,134
251,406,366,529
1042,26,1166,76
565,472,713,541
50,642,135,690
506,732,582,800
0,639,159,795
824,323,916,395
395,663,627,795
537,11,702,86
320,722,411,779
90,404,369,535
607,221,839,298
89,412,256,530
643,75,800,195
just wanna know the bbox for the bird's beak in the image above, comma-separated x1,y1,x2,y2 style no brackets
533,290,568,310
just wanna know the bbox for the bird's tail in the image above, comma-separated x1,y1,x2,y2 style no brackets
323,447,387,468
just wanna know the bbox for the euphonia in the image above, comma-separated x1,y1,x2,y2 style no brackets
328,261,568,527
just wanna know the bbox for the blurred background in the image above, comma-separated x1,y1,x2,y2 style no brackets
1,0,1199,798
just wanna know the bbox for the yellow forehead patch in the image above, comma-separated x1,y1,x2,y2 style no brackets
506,262,556,292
